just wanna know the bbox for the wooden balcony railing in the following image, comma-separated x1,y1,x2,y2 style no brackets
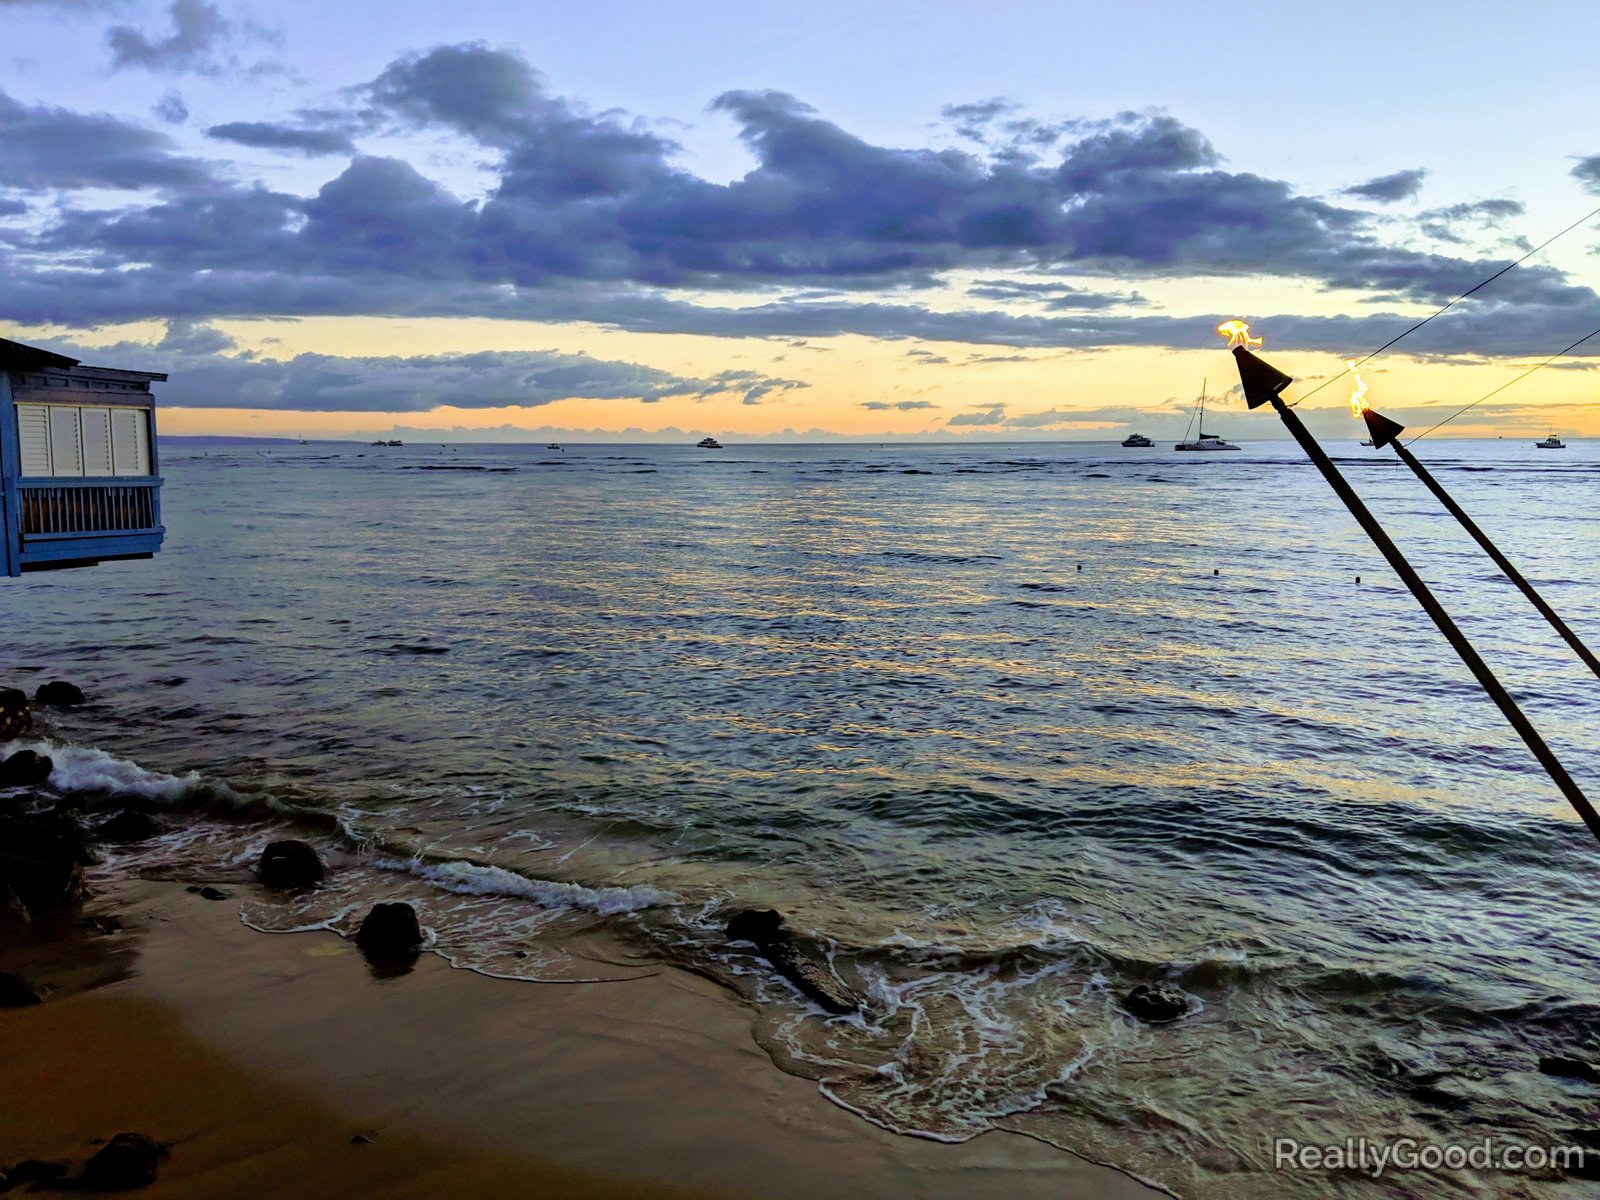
18,479,161,536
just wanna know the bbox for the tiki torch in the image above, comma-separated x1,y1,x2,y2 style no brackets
1217,321,1600,846
1350,382,1600,682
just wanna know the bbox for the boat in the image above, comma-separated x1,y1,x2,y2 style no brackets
696,437,723,449
1360,439,1375,447
546,442,562,451
1536,430,1566,449
1121,432,1153,447
386,439,403,447
1174,379,1240,451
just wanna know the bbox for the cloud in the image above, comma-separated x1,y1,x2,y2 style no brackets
1417,198,1525,243
58,322,808,412
0,88,212,191
206,121,355,156
107,0,231,72
153,91,188,125
860,399,940,411
1342,169,1427,203
5,46,1600,365
1572,155,1600,194
947,405,1007,426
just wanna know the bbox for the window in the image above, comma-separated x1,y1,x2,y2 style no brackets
15,404,151,477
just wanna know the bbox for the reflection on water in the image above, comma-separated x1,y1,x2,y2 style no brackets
5,438,1600,1199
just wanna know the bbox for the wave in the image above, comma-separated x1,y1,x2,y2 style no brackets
2,738,217,804
376,856,677,916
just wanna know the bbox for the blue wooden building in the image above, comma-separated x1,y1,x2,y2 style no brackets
0,337,165,576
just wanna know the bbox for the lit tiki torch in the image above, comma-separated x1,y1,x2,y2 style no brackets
1218,321,1600,845
1346,367,1600,681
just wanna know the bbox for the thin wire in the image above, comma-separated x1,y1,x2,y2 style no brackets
1405,323,1600,442
1286,203,1600,407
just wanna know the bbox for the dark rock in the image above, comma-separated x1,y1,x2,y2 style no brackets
0,970,42,1007
350,1133,375,1145
355,902,423,956
0,852,85,922
258,840,323,890
34,681,85,707
195,886,228,901
1540,1055,1600,1083
1122,982,1190,1023
0,810,92,922
0,750,52,788
0,688,31,740
726,908,785,943
726,908,862,1015
96,811,163,844
78,1132,168,1190
6,1159,69,1185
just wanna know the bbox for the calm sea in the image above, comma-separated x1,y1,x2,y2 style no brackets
6,437,1599,1198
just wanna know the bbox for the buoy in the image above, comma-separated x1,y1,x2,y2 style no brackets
1213,568,1220,576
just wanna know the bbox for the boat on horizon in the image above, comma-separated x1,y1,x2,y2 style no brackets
1174,379,1239,451
546,442,563,451
1121,432,1153,447
1536,430,1566,449
696,436,723,449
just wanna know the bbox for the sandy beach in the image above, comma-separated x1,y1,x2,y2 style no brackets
3,874,1165,1199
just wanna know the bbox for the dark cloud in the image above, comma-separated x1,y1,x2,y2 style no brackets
1572,155,1600,194
206,121,355,156
1343,169,1428,203
55,322,807,412
965,277,1145,309
860,399,939,411
948,405,1007,426
154,91,188,124
107,0,230,73
0,88,212,191
1418,198,1525,243
5,44,1599,365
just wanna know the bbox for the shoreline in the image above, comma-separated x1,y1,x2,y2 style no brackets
4,873,1166,1199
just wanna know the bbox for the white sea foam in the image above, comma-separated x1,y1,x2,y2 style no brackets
1,738,209,803
377,856,676,915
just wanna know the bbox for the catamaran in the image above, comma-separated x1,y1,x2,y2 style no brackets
1175,379,1239,451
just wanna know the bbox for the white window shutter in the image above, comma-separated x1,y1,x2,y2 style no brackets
110,408,150,475
48,407,83,476
81,406,114,476
16,404,51,475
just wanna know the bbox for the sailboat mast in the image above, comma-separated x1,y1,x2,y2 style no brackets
1199,377,1206,435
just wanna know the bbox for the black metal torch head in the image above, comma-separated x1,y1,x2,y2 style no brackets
1361,408,1406,449
1232,346,1294,409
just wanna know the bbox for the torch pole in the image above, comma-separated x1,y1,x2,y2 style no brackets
1262,392,1600,846
1386,439,1600,681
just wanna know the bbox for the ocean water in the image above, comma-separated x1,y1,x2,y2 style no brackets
5,437,1600,1198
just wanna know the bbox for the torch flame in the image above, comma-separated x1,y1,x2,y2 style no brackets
1346,359,1370,416
1216,320,1262,350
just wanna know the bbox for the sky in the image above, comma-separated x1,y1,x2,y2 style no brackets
3,0,1599,442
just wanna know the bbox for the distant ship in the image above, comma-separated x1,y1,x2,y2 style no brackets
696,436,723,449
1121,432,1153,447
1174,379,1239,451
1536,430,1566,449
546,443,562,451
386,439,403,447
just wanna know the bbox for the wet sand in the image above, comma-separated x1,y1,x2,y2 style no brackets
3,877,1166,1199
